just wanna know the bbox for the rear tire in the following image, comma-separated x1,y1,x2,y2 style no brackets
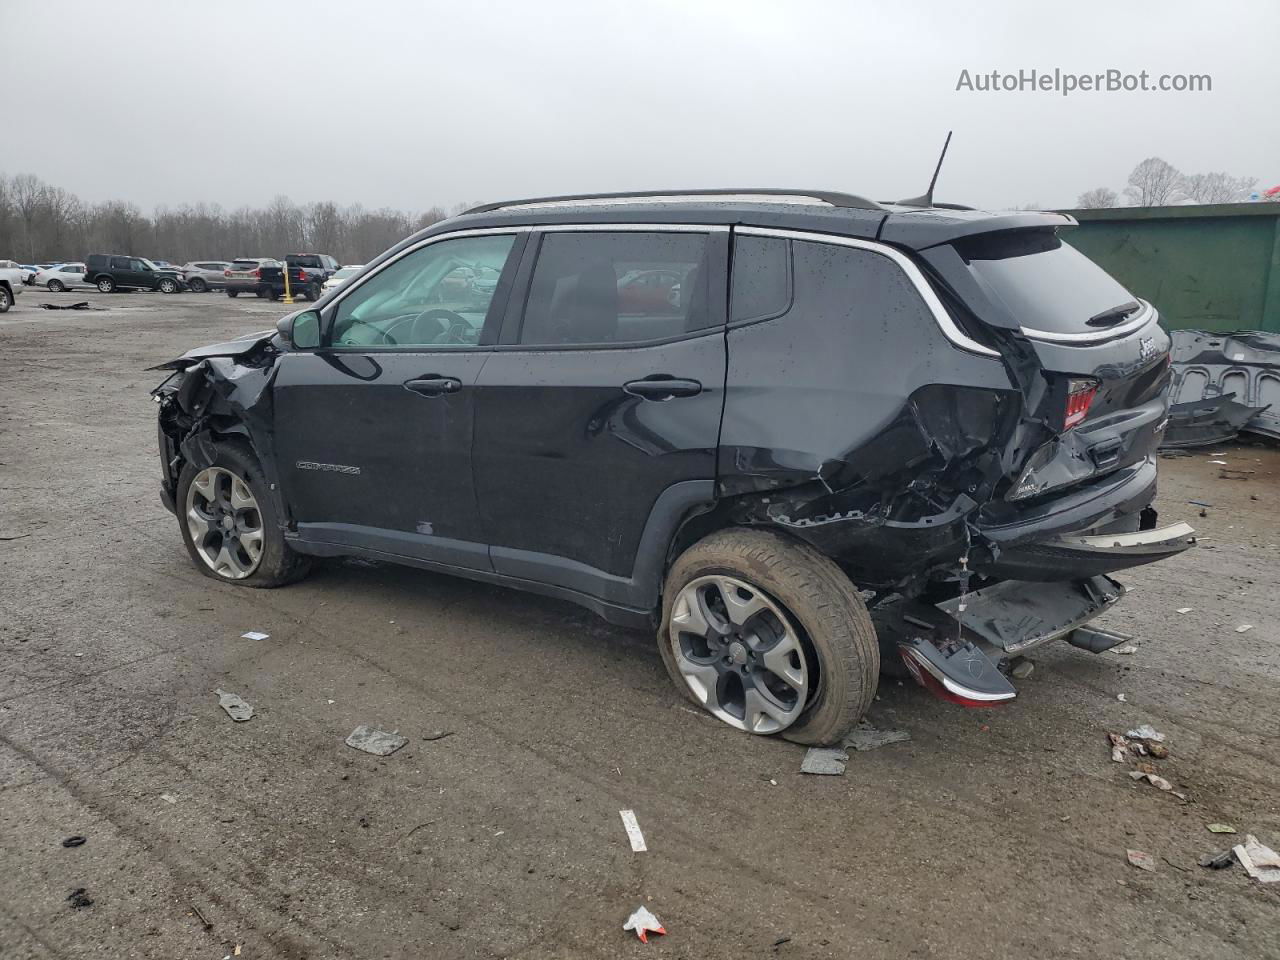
255,286,268,299
175,441,311,588
97,277,115,293
0,287,10,313
189,277,207,293
227,289,239,298
48,279,66,292
307,283,321,301
660,528,879,745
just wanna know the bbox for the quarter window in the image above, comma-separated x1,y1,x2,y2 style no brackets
330,234,515,349
731,235,791,323
519,231,713,346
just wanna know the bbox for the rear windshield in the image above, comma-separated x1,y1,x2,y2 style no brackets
955,229,1137,335
288,255,323,268
232,259,266,268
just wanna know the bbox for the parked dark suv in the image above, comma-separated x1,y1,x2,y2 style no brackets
85,254,185,293
152,189,1194,744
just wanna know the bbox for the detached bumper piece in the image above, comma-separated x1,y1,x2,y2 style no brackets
936,574,1127,654
1162,393,1268,449
892,574,1150,707
981,521,1195,581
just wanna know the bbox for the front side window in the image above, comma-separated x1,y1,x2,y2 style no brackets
519,231,713,346
330,234,515,349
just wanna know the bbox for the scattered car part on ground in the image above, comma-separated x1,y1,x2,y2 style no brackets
152,189,1196,745
1166,329,1280,443
1206,823,1237,834
1126,849,1157,872
843,719,911,751
241,630,269,641
800,746,849,775
39,301,97,310
345,725,408,756
216,689,254,722
61,836,87,848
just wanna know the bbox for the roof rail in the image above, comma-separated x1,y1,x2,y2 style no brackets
464,189,887,215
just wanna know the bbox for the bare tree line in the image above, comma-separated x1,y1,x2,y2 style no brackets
0,172,459,265
1076,157,1267,209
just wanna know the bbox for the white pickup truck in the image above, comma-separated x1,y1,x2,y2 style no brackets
0,259,24,312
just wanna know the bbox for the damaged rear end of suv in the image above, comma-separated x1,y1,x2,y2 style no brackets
152,189,1192,745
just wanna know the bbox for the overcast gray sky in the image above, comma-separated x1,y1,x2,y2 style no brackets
5,0,1277,212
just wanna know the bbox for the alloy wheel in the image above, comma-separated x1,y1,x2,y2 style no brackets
184,466,265,579
668,575,810,734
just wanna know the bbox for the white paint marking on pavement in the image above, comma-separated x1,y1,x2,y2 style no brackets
619,809,647,852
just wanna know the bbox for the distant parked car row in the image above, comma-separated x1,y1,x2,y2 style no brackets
7,252,360,300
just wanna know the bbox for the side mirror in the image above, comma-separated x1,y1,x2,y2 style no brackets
279,310,321,349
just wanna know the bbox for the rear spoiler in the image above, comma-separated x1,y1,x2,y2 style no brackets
879,210,1077,251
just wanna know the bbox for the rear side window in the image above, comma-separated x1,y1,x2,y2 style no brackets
955,229,1137,335
519,231,713,346
731,235,791,323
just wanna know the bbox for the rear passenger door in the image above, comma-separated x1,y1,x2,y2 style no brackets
471,226,728,604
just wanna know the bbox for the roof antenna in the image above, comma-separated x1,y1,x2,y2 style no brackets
897,131,952,208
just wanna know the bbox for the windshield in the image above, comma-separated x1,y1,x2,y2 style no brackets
956,229,1137,335
139,258,160,271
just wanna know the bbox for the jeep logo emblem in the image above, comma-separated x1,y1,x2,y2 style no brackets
1138,337,1156,361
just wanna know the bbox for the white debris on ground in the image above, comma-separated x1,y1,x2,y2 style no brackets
345,725,408,756
1234,835,1280,883
1126,724,1166,743
240,631,270,641
619,809,647,852
622,905,666,943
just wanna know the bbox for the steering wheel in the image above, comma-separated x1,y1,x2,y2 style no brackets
412,308,472,344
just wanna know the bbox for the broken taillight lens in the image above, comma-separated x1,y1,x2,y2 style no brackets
1064,378,1098,430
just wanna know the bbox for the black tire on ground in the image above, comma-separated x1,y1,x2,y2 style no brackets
227,289,239,297
48,279,65,292
159,278,179,294
307,284,321,301
0,286,10,312
255,286,268,299
96,276,115,293
189,277,207,293
659,528,879,746
175,440,311,589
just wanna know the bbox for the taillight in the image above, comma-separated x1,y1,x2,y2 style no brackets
1064,378,1098,430
224,269,232,277
252,268,261,279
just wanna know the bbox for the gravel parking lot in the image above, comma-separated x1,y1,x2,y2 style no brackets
2,289,1278,959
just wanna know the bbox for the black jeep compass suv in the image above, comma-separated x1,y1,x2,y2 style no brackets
153,189,1193,745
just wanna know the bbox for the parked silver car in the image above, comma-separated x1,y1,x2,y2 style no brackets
33,262,91,291
181,261,233,293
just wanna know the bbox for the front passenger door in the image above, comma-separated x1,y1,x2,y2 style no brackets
273,231,524,569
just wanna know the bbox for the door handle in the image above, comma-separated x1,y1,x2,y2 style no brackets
404,376,462,397
623,377,702,401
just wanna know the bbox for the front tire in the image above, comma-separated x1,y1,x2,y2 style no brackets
176,441,311,588
96,277,115,293
48,279,66,292
159,278,179,294
660,528,879,745
0,287,10,312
